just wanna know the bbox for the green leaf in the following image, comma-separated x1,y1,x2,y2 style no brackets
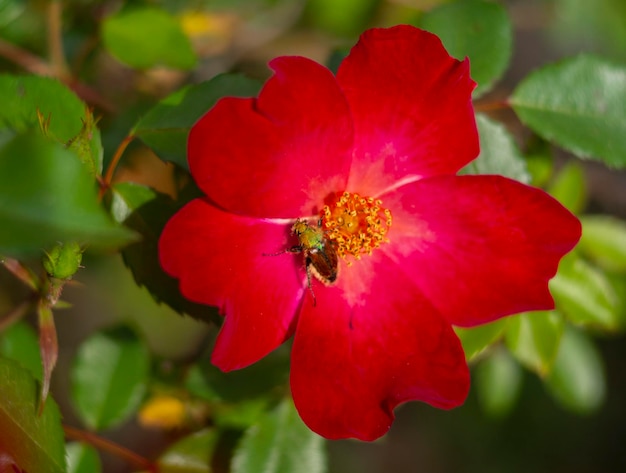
579,215,626,272
0,74,103,176
419,0,513,96
134,74,262,169
550,253,622,330
232,398,326,473
454,318,507,362
546,327,606,414
505,311,565,376
511,54,626,167
0,321,42,381
305,0,378,37
475,348,523,419
0,356,66,473
460,114,530,183
71,325,151,431
66,442,102,473
109,181,158,224
213,398,270,430
198,345,290,403
0,0,23,30
550,0,626,61
524,139,554,187
526,155,554,188
547,162,587,214
0,132,135,257
185,364,219,402
102,6,196,70
158,428,218,473
326,47,350,75
109,182,217,322
605,273,626,329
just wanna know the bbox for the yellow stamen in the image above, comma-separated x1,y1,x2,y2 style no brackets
321,192,392,264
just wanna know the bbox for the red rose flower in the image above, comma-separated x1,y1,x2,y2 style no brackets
159,25,581,440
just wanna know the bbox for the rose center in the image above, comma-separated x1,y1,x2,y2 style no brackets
321,192,392,263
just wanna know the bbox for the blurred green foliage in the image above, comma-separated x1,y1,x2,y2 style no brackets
0,1,625,472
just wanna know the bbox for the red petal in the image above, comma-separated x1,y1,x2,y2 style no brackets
382,175,581,327
337,26,478,194
290,257,469,441
159,199,304,370
189,57,353,218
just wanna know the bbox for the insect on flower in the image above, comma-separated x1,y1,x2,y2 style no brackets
159,25,582,441
265,218,338,306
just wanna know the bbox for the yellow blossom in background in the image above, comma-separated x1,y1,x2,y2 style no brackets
179,10,238,56
139,394,186,430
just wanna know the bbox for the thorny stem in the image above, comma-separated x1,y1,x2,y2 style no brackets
100,134,135,199
63,425,158,473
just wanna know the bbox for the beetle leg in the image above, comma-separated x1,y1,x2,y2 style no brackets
305,256,317,307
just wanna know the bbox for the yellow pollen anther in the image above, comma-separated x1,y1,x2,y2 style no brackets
321,192,392,263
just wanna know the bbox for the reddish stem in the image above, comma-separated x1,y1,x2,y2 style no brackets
99,134,135,199
37,301,58,416
1,257,40,291
0,300,32,332
474,99,511,113
0,37,51,75
63,425,158,472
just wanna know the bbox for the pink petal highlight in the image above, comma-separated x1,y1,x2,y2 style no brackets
338,26,478,196
189,56,353,219
381,175,582,327
291,255,469,441
159,199,304,370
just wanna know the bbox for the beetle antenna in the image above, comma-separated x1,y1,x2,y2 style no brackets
262,246,302,257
